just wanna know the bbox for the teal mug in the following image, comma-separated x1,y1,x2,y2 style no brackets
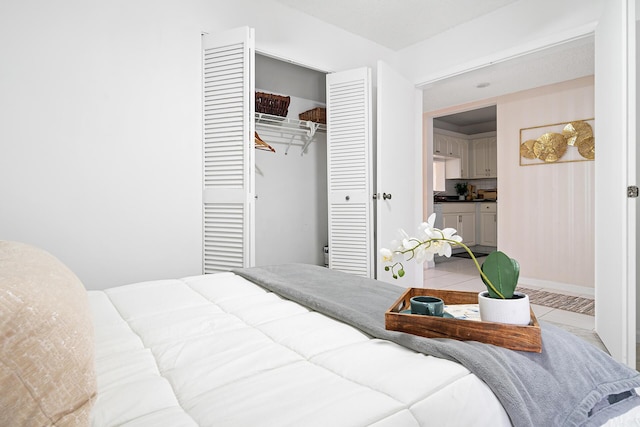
410,296,444,316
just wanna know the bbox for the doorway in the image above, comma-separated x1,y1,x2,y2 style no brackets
430,106,497,256
419,6,636,367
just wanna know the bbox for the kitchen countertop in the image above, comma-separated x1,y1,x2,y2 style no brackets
434,199,496,203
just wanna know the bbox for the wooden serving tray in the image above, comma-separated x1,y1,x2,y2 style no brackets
385,288,542,352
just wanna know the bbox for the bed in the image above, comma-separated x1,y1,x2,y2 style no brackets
2,241,640,427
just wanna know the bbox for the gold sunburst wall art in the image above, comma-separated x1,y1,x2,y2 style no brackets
519,118,595,166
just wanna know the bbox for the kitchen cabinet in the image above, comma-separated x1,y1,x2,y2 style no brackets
445,157,465,179
434,133,466,157
434,132,468,178
448,139,463,158
440,203,476,246
479,203,497,246
470,136,497,178
433,135,446,156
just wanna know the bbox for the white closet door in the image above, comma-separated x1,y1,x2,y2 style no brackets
594,0,636,366
202,27,255,273
375,61,423,284
326,68,373,277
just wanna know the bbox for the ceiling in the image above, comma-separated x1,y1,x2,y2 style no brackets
270,0,517,51
422,35,594,113
271,0,595,126
434,106,497,135
428,34,593,129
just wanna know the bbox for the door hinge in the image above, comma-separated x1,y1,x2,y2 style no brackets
628,186,639,198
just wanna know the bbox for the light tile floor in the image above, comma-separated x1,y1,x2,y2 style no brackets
423,257,608,352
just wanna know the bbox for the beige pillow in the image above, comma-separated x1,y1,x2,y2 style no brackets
0,241,96,426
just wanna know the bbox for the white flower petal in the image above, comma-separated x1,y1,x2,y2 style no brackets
441,228,457,238
427,213,436,228
426,229,441,239
402,238,413,250
380,248,393,263
442,243,452,257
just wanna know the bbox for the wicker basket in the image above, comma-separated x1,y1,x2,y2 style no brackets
299,107,326,124
255,92,290,117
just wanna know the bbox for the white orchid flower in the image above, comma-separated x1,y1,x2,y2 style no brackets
381,213,507,298
432,227,462,257
380,247,394,263
414,245,435,263
380,213,465,275
417,213,437,240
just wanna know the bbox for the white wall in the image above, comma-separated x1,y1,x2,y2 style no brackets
0,0,390,289
0,0,204,290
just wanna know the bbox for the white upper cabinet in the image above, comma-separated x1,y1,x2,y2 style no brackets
470,136,497,178
448,139,463,158
434,132,466,157
434,132,469,178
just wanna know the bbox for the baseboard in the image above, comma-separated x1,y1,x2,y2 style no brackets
518,276,594,298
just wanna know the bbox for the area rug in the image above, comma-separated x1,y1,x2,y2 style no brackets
516,287,595,316
451,251,489,259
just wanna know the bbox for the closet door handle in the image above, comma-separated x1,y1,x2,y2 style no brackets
345,195,350,201
383,193,392,200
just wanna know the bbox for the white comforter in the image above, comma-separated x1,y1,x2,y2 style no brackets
88,272,511,426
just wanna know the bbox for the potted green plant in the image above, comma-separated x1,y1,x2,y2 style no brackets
381,213,530,325
454,182,468,200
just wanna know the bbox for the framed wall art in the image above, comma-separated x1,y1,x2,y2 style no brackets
519,118,595,166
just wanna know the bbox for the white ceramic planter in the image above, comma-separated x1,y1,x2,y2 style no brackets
478,291,531,325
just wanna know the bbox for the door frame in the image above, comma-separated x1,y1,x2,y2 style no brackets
423,102,498,230
594,0,636,366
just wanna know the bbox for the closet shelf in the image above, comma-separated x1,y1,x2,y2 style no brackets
255,112,327,136
255,112,326,155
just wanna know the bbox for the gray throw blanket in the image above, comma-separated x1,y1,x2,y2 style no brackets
234,264,640,427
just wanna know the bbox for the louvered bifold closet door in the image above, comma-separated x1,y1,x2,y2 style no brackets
202,28,255,273
326,68,373,277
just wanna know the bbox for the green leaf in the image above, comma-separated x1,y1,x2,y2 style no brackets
480,251,520,298
398,269,405,278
